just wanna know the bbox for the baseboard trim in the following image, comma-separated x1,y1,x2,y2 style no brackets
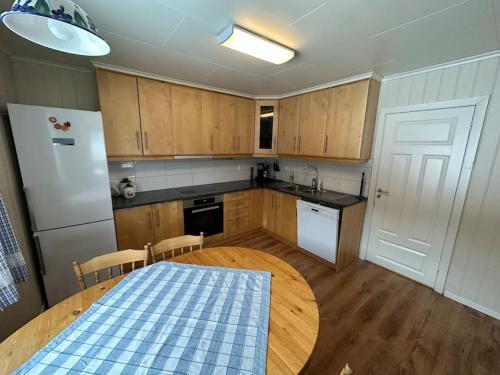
444,291,500,320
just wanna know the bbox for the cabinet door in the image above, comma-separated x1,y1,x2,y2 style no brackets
114,206,154,250
254,100,279,155
151,201,184,243
138,78,173,156
224,217,249,238
97,70,142,156
325,79,379,160
171,85,214,155
262,189,276,232
278,96,301,155
236,97,255,154
297,90,329,157
214,93,236,154
274,192,299,244
248,189,264,230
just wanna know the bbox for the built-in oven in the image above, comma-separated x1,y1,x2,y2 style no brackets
183,195,224,237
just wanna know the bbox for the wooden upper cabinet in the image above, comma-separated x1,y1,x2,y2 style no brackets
97,70,142,156
325,79,380,160
137,78,173,156
298,90,329,157
236,97,255,154
214,93,236,154
171,85,214,155
278,96,301,156
254,100,279,155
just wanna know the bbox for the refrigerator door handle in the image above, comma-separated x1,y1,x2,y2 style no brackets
33,235,46,275
23,187,38,231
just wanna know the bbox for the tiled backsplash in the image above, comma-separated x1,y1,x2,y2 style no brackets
108,157,372,196
270,158,372,196
108,159,258,192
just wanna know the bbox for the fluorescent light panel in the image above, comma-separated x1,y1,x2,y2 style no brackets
217,25,295,65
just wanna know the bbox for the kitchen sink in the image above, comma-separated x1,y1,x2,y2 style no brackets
282,185,318,194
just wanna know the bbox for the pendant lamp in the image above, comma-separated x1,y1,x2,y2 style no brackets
1,0,110,56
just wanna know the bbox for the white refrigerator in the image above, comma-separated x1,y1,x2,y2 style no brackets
8,103,117,306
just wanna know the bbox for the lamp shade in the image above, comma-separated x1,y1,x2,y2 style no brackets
1,0,110,56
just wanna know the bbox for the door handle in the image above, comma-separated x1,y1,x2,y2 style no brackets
376,188,389,198
23,187,38,231
33,235,46,275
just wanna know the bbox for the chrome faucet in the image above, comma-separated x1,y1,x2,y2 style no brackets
304,165,319,190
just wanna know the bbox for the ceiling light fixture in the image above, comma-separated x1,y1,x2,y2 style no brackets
217,25,294,65
1,0,110,56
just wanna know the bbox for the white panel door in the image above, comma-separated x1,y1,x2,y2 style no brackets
367,106,474,287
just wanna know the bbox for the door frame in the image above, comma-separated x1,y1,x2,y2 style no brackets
361,96,490,293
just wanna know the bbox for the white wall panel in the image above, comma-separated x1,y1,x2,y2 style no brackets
0,50,44,341
372,56,500,318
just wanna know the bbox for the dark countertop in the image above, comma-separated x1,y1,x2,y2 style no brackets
112,179,366,211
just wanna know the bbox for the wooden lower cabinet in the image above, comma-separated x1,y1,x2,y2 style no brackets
248,189,264,230
114,205,154,250
151,201,184,243
262,189,276,231
224,191,249,238
274,192,299,244
114,201,184,250
261,190,299,245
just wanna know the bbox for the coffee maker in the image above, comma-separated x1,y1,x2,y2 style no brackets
256,163,270,183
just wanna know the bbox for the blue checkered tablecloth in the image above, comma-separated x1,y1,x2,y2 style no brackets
14,261,271,375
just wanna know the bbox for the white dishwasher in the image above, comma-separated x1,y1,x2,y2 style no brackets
297,200,340,263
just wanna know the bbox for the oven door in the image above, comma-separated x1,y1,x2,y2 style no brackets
184,202,223,236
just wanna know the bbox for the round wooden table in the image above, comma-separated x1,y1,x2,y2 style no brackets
0,247,319,374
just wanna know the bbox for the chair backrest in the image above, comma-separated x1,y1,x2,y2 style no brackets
72,247,149,290
149,233,204,263
340,363,353,375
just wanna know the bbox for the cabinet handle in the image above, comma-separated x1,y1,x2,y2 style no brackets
135,131,141,151
144,131,149,150
237,136,240,151
148,211,153,229
274,137,277,151
298,136,301,152
293,136,296,152
156,209,160,227
324,135,328,153
233,136,236,151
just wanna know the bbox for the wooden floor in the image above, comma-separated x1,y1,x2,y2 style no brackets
215,230,500,375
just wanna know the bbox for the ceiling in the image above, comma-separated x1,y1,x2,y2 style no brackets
0,0,499,96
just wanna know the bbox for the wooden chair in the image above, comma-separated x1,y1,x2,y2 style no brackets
72,247,149,290
148,233,204,263
340,363,353,375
